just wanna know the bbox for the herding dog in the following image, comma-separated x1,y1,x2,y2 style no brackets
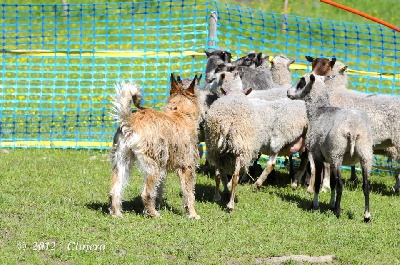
109,74,201,219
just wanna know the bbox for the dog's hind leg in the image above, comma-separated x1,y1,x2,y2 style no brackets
109,145,134,217
178,166,200,219
141,164,162,218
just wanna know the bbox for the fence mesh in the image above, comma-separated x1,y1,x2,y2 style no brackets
0,0,398,172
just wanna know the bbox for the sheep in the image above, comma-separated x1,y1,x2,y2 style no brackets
287,73,374,221
270,54,295,87
207,71,309,198
320,60,400,192
205,71,263,211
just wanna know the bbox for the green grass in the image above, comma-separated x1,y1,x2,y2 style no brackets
1,148,400,264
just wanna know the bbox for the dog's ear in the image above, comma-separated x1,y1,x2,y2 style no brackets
197,74,202,85
170,73,181,95
186,75,197,96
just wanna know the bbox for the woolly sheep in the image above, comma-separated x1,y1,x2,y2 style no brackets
208,71,309,193
205,71,263,211
287,73,374,221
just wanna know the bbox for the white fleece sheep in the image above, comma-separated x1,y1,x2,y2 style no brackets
205,71,264,211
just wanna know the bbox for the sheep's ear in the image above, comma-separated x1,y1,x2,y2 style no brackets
310,74,316,83
255,52,264,66
305,56,314,62
220,73,226,81
287,59,295,67
170,73,181,95
339,65,348,74
176,75,183,84
220,87,228,95
330,58,337,68
205,50,211,58
243,87,252,95
223,51,232,62
185,75,197,96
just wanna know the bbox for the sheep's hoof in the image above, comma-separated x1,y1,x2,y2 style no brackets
364,212,371,223
309,203,319,212
226,205,234,213
252,182,261,189
214,194,221,202
333,208,341,218
306,186,314,194
291,182,298,190
391,186,400,193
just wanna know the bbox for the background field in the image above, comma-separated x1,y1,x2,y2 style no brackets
1,148,400,264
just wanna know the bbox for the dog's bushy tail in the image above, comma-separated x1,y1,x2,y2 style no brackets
110,80,142,128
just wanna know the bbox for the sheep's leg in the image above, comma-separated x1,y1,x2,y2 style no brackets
311,159,323,211
214,168,222,201
393,172,400,193
292,151,309,189
226,156,241,211
321,163,331,192
289,155,295,179
178,166,200,220
307,153,316,194
221,171,231,200
252,153,278,189
350,165,359,182
329,165,336,210
331,160,343,218
361,160,371,222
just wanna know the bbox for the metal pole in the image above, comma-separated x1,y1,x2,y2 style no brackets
208,11,218,51
62,0,68,16
282,0,289,32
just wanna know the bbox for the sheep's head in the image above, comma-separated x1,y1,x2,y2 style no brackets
287,73,326,100
210,71,244,97
271,54,295,69
205,50,232,83
306,56,336,76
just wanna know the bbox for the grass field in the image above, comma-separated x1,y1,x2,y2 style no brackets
1,148,400,264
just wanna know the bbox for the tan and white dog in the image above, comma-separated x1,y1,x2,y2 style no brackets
109,74,201,219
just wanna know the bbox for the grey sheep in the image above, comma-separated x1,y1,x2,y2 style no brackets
323,61,400,192
287,73,374,222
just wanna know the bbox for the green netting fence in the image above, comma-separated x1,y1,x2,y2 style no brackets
0,1,398,172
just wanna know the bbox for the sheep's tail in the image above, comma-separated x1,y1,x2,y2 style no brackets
110,80,142,129
347,132,359,157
